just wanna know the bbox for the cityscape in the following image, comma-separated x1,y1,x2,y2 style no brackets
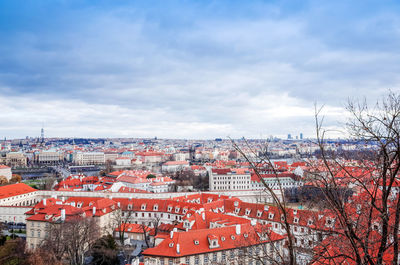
1,1,400,265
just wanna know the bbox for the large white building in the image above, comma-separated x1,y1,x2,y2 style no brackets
209,168,251,191
73,152,105,165
35,151,63,164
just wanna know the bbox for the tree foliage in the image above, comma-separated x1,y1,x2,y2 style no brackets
90,235,119,265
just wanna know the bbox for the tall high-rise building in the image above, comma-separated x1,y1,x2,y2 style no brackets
40,127,44,143
300,133,303,140
287,134,292,140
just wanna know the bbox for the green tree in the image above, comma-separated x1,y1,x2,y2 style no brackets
90,235,119,265
146,174,156,179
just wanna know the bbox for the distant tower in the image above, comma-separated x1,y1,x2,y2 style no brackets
300,133,303,140
41,127,44,143
287,134,292,140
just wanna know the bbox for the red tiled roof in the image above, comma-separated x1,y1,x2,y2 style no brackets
143,223,284,257
0,183,36,199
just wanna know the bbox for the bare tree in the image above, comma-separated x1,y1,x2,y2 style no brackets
109,208,132,246
231,139,298,265
141,214,161,248
309,92,400,265
40,217,100,265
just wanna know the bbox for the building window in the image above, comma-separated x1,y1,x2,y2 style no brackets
195,256,199,265
185,256,190,264
168,259,173,265
213,253,217,262
204,254,208,263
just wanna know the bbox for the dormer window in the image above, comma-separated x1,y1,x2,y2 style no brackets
194,240,199,245
175,207,180,213
207,198,213,203
307,219,313,226
294,217,299,224
293,209,297,215
245,209,251,215
182,208,187,214
257,210,262,217
281,214,285,222
231,235,235,240
141,204,146,210
77,202,83,208
234,208,240,214
356,204,361,214
184,221,190,228
221,236,225,241
268,213,274,220
128,204,133,210
153,204,158,211
169,243,174,247
168,206,172,212
244,234,248,238
234,201,239,207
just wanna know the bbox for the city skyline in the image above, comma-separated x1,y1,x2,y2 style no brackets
1,1,400,139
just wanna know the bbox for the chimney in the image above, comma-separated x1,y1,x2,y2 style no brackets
71,201,76,207
202,212,205,221
117,202,121,208
92,207,96,216
173,228,178,232
251,220,257,226
176,243,180,254
43,199,46,206
61,209,66,221
235,224,241,235
170,231,174,239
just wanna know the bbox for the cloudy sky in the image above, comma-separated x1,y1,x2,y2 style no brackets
0,0,399,139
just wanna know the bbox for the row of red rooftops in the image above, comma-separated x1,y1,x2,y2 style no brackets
24,191,341,233
53,170,175,192
25,196,118,222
